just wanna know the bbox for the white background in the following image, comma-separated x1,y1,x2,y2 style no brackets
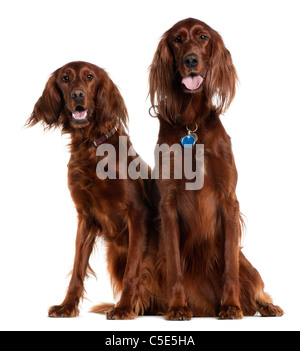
0,0,299,331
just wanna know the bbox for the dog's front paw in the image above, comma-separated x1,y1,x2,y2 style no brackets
218,305,243,320
166,306,193,321
48,304,79,318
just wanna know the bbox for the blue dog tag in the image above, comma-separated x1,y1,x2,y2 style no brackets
181,135,195,148
180,132,198,148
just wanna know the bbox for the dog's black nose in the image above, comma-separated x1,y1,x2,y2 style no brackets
183,55,199,68
71,90,86,103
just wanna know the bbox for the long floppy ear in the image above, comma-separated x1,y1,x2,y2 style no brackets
149,35,180,124
205,33,238,115
26,72,63,128
96,76,128,129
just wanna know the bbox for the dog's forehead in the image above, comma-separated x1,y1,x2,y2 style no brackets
59,61,98,76
168,18,212,37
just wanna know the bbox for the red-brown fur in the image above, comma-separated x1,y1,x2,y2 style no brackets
146,18,283,319
27,61,152,319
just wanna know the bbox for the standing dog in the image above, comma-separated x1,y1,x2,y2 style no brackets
27,61,152,319
148,18,283,320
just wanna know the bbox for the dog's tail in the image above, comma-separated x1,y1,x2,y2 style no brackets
90,303,115,315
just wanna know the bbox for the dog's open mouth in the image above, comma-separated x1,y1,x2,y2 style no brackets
181,74,204,91
71,106,91,124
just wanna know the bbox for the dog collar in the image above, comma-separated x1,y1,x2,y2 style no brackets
93,122,119,148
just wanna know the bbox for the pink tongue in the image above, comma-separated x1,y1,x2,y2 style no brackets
182,75,203,90
73,110,87,120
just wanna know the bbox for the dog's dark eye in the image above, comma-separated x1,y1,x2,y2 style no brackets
62,75,70,82
199,35,208,42
174,36,182,43
86,74,94,81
